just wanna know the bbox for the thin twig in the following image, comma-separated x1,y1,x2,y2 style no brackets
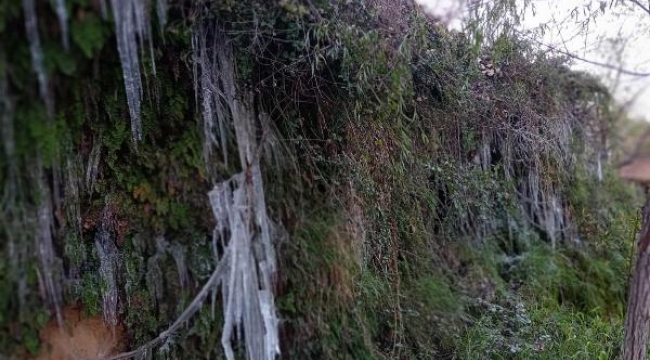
100,249,230,360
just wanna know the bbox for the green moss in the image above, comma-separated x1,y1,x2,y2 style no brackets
71,13,106,59
278,215,378,359
458,298,623,359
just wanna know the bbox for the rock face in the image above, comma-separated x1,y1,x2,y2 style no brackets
33,306,125,360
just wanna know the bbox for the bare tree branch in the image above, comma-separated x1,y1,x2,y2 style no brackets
516,29,650,77
628,0,650,17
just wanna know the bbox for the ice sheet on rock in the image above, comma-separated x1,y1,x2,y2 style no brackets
50,0,69,50
95,210,119,328
22,0,54,118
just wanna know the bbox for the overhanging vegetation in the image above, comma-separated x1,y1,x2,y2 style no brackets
0,0,643,359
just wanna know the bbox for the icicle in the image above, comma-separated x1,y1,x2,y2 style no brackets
597,153,603,182
95,209,119,328
50,0,69,50
35,165,64,327
86,136,102,194
170,244,189,289
146,236,167,306
132,0,156,77
146,255,164,304
0,68,29,315
22,0,54,118
0,69,13,161
65,157,83,235
110,0,156,143
105,18,281,360
99,0,108,19
192,22,229,168
111,0,142,142
207,169,280,360
156,0,168,32
251,164,276,279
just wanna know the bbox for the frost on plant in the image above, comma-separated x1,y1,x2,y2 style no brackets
22,0,54,118
109,0,156,143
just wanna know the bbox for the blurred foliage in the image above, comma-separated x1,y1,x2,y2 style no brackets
0,0,643,359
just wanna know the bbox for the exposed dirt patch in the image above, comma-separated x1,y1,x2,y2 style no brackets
33,306,126,360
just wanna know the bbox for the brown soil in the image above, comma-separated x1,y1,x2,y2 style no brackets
31,306,126,360
620,157,650,183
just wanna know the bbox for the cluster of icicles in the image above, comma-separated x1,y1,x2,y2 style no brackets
17,1,280,359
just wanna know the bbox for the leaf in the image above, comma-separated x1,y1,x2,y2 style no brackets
46,44,77,75
71,14,105,58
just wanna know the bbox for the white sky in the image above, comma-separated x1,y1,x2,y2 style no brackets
416,0,650,121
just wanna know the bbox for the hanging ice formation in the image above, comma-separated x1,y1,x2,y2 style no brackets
107,20,282,360
109,0,157,143
21,0,66,322
201,25,280,360
0,66,30,317
208,170,280,360
22,0,55,118
50,0,69,50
